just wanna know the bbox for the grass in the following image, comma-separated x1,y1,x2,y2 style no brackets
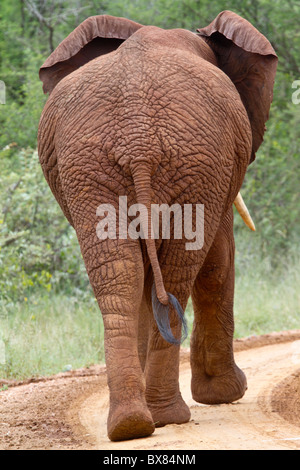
1,250,299,381
0,293,104,380
234,253,300,337
183,242,300,343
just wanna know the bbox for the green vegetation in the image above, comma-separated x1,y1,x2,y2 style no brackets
234,248,300,337
1,294,103,380
0,0,299,380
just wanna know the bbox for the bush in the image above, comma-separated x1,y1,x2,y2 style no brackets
234,99,300,263
0,147,89,303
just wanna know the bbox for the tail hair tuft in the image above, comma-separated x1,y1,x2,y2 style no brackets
151,283,188,345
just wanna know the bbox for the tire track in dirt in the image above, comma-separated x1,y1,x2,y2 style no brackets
1,331,300,450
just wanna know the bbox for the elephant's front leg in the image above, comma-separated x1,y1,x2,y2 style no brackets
191,208,247,404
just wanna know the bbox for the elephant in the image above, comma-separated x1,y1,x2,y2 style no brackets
37,10,277,441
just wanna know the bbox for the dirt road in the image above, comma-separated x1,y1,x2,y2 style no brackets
1,330,300,450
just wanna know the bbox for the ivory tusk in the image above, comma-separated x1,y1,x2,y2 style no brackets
234,192,256,231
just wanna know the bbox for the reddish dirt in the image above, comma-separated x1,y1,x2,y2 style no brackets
1,330,300,450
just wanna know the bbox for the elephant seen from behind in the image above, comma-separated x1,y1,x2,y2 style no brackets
38,10,277,441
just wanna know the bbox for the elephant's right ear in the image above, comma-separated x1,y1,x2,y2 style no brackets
197,11,278,163
39,15,143,94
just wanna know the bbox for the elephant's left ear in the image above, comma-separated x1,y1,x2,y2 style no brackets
197,10,278,163
39,15,143,94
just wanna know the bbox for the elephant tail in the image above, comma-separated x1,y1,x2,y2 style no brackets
131,163,187,345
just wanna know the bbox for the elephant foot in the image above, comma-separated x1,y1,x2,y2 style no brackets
191,364,247,405
107,400,155,441
147,394,191,428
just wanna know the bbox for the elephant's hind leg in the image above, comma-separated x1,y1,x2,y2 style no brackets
145,328,191,427
143,271,191,428
63,184,154,441
93,239,155,441
190,208,247,404
137,292,151,371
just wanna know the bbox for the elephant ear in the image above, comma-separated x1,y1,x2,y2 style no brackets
197,10,278,163
39,15,143,94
